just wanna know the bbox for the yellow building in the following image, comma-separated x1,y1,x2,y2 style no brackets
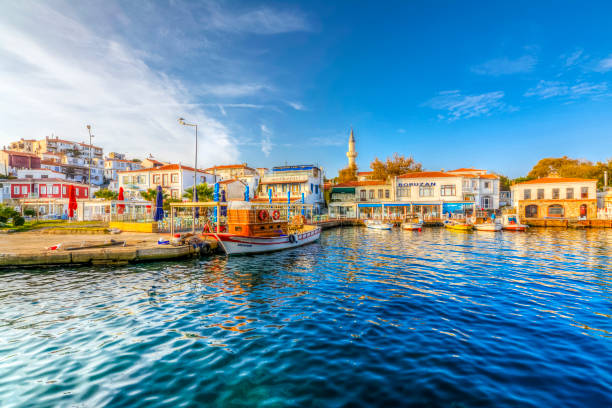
511,177,597,220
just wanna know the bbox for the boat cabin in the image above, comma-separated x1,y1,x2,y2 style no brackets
227,201,288,237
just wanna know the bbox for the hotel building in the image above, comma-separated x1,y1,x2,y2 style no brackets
117,164,215,199
511,177,597,220
257,165,325,212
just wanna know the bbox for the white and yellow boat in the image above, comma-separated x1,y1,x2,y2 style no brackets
444,220,473,231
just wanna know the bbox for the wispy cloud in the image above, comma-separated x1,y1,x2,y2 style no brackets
0,2,238,166
524,80,608,99
286,101,306,111
423,90,509,120
260,124,273,156
563,49,584,67
201,1,310,35
309,136,344,147
596,54,612,72
199,83,268,97
471,55,537,76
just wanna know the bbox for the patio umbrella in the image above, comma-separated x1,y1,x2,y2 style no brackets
244,185,250,202
68,185,78,218
193,184,199,219
301,192,305,216
117,187,125,215
221,189,227,217
287,190,291,218
153,185,164,221
268,188,272,204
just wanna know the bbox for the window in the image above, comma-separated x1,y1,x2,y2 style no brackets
385,190,390,199
463,180,470,189
440,185,456,196
171,173,179,183
13,186,19,194
40,185,46,194
76,189,79,197
360,190,366,200
41,175,48,179
62,186,67,195
153,175,160,184
566,188,574,199
484,181,490,189
162,174,168,186
548,204,564,217
419,185,434,197
53,186,59,195
378,189,383,199
21,186,28,194
397,187,409,197
25,174,33,178
368,189,374,199
481,196,491,209
581,187,588,199
171,190,178,198
523,189,531,199
281,184,286,193
552,188,560,199
536,189,544,199
316,185,319,194
310,183,314,193
138,175,146,184
122,176,129,184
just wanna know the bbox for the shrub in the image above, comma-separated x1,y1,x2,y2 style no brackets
24,209,36,217
12,216,25,226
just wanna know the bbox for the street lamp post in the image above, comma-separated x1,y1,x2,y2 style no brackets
86,125,94,198
177,118,198,201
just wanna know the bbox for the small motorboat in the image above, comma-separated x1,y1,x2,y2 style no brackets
473,222,502,232
364,219,394,230
502,214,528,231
402,215,423,231
444,220,473,231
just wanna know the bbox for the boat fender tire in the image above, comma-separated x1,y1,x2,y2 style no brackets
289,234,297,243
272,210,280,220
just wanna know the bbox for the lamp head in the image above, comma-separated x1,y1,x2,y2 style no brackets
178,117,185,125
86,125,91,130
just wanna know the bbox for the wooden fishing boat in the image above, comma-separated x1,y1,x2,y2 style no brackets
364,219,394,230
502,214,528,231
202,201,320,255
473,222,502,232
444,220,473,231
401,214,423,231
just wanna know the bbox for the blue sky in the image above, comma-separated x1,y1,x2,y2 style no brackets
1,1,612,177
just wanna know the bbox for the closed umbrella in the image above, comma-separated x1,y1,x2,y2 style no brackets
193,184,199,219
117,187,125,215
68,185,78,218
301,192,305,216
154,185,164,221
221,189,227,217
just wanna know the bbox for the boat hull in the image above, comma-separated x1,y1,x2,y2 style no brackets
503,225,528,231
203,226,321,255
402,223,423,231
474,224,502,231
445,224,473,231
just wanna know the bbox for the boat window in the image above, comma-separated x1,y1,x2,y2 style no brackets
234,226,242,232
547,204,564,217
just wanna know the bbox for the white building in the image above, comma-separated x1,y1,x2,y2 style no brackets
117,164,216,199
104,156,142,182
16,168,66,180
257,165,325,212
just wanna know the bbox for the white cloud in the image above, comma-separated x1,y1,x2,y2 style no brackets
0,2,237,166
260,124,272,157
423,90,508,120
472,55,536,76
199,83,268,97
286,101,306,111
564,50,584,67
524,80,608,99
597,54,612,72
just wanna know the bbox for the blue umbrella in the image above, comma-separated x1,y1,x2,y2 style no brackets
221,189,227,217
268,188,272,204
244,185,250,202
213,183,219,224
301,192,305,216
153,185,164,221
287,190,291,218
193,184,199,219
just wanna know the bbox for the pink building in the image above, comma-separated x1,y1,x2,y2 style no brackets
2,178,89,200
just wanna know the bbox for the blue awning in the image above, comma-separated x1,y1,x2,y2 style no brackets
358,203,382,208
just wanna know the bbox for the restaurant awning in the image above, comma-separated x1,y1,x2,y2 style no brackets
331,187,355,193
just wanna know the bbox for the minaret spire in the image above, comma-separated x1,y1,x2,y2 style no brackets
346,127,357,168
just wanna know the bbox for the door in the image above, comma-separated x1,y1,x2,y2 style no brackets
580,204,587,218
525,204,538,218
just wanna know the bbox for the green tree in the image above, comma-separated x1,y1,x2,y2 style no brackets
183,183,214,201
370,153,422,180
337,164,357,183
0,204,21,224
140,188,167,202
94,189,118,200
525,156,612,189
23,208,36,217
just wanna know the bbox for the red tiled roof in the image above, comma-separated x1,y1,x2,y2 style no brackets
1,150,40,158
205,164,255,171
514,177,597,185
398,171,456,178
357,171,373,175
1,178,88,185
448,167,485,172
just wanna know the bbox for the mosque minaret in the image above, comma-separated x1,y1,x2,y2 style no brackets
346,128,357,168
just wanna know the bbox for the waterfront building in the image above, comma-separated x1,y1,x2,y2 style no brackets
328,180,394,218
511,177,597,220
257,165,325,212
0,178,90,205
104,154,142,183
16,168,66,180
205,164,259,198
0,150,41,175
117,164,215,200
218,179,248,200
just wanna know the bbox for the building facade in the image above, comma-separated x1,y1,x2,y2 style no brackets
511,177,598,220
0,178,90,201
117,164,215,199
104,155,142,182
0,150,41,175
257,165,325,212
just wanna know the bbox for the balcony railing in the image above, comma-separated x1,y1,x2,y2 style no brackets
261,175,311,183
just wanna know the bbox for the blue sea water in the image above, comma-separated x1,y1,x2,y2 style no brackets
0,227,611,407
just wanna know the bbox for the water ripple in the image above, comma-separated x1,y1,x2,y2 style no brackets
0,227,611,407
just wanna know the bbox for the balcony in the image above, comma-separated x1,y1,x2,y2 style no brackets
261,175,310,183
